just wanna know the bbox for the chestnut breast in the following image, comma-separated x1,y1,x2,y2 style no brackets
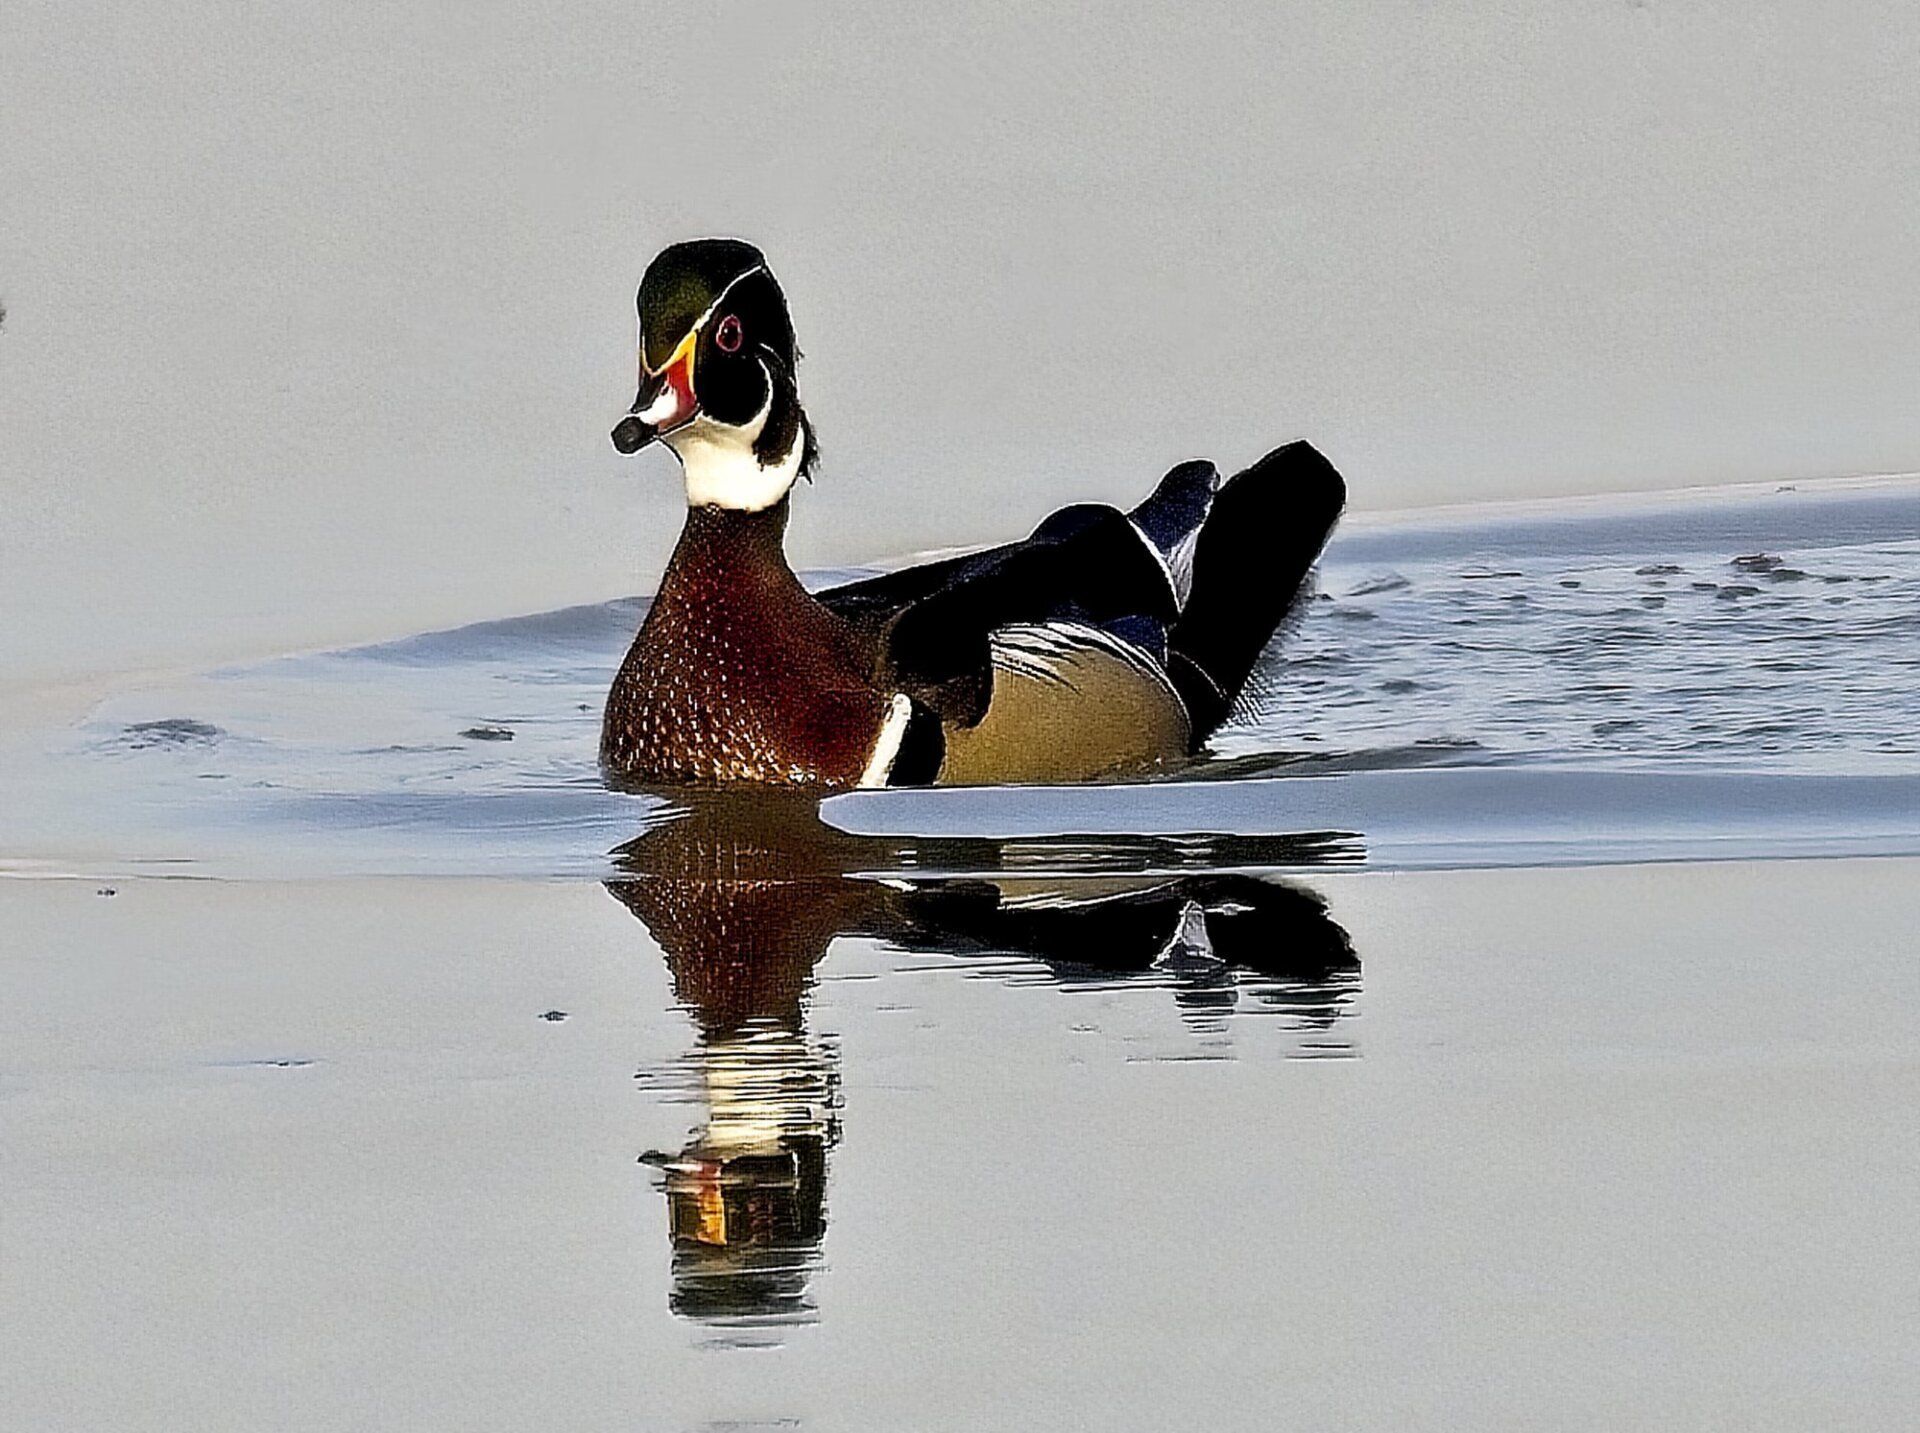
603,505,888,786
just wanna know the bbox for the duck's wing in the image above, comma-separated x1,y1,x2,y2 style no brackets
818,495,1187,640
815,442,1344,777
819,458,1218,634
817,488,1189,727
1167,440,1346,736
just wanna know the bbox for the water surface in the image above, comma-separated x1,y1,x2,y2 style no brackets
6,859,1917,1429
7,475,1917,879
5,479,1919,1429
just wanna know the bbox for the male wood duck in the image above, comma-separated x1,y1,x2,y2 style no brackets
604,238,1346,788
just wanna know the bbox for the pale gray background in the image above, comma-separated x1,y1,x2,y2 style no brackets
4,3,1917,681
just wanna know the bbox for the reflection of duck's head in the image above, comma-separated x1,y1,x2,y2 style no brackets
607,790,1360,1331
608,793,852,1331
645,1015,836,1328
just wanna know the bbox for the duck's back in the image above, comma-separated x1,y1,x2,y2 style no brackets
819,440,1346,782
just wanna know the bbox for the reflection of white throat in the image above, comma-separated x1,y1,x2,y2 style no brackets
700,1026,836,1155
667,391,803,512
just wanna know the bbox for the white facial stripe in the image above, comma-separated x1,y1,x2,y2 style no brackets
638,265,769,378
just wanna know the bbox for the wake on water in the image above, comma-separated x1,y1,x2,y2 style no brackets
13,476,1920,880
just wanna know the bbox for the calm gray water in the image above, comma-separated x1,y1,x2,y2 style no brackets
7,859,1918,1430
6,478,1920,1429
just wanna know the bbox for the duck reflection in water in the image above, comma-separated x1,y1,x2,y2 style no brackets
605,791,1359,1332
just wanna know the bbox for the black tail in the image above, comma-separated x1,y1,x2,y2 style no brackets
1167,441,1346,739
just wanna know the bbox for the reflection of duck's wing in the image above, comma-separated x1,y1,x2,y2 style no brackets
606,791,1358,994
886,873,1355,985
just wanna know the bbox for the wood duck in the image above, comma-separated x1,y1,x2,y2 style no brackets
604,238,1346,788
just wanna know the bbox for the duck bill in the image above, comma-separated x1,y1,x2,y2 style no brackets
611,335,697,454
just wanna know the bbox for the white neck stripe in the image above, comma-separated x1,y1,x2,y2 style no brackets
668,361,804,512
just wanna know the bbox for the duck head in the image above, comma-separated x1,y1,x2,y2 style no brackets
612,238,818,512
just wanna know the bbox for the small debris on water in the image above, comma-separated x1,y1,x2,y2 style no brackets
539,1010,568,1022
1347,573,1410,597
118,718,223,750
96,887,117,897
460,724,515,741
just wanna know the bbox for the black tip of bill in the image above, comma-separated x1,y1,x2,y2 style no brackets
611,415,652,454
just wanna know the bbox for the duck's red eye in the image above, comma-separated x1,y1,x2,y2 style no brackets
714,313,744,353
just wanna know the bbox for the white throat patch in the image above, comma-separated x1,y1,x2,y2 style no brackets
666,380,803,512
